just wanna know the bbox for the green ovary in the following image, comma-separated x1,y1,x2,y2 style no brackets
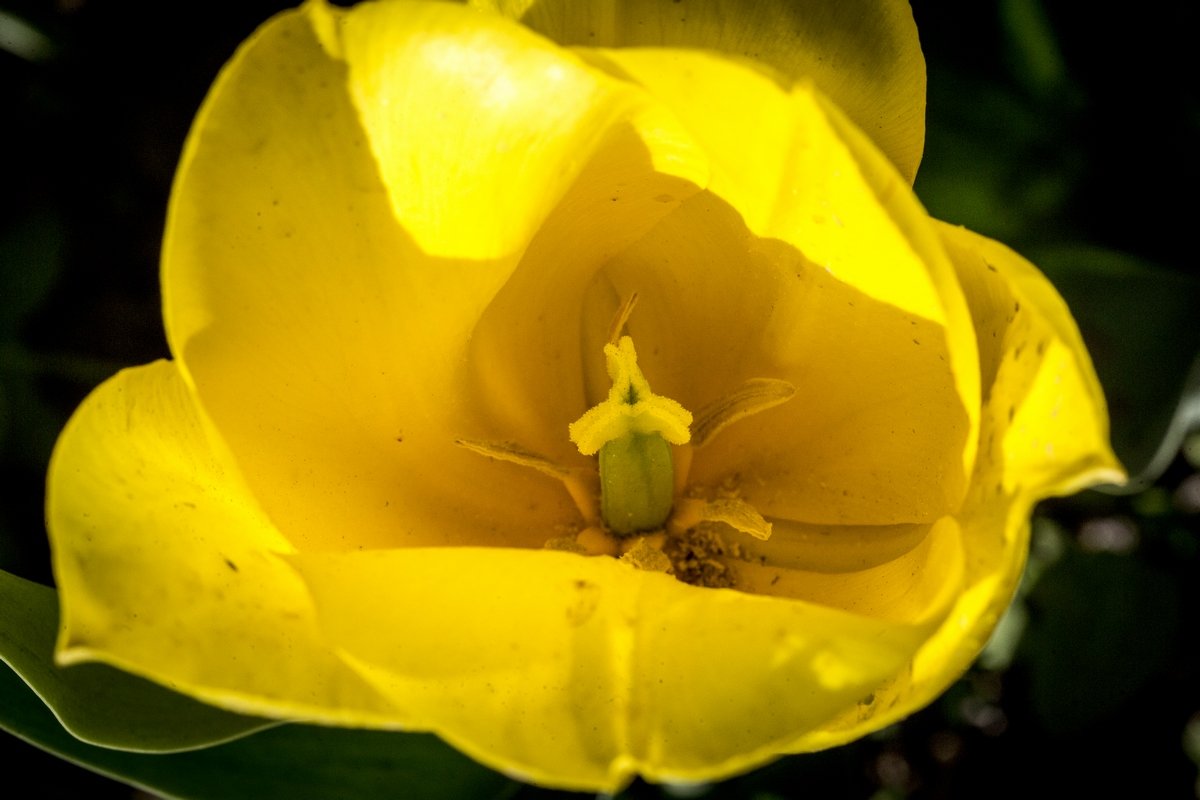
599,431,676,534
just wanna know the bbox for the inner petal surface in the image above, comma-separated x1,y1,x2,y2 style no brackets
162,3,703,552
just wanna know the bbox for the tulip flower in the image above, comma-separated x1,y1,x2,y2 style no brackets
45,0,1123,791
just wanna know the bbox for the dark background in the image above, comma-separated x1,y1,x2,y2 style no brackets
1,1,1198,797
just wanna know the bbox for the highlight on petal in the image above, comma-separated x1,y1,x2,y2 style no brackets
328,0,702,259
471,0,927,181
46,361,390,724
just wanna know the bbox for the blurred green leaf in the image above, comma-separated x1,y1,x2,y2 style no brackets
0,569,517,798
0,663,516,800
0,210,64,337
0,209,96,478
916,10,1199,490
0,354,71,476
1026,245,1200,490
998,0,1071,103
0,569,274,752
915,72,1076,244
1020,550,1181,734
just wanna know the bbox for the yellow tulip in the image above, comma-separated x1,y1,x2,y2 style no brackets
45,0,1123,791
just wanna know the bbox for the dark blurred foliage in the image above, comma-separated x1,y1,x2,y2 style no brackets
0,0,1197,798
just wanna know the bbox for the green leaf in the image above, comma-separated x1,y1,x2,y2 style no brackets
1018,550,1181,734
0,209,64,337
0,664,516,800
998,0,1071,103
0,569,518,798
0,569,273,752
915,71,1076,245
1025,245,1200,490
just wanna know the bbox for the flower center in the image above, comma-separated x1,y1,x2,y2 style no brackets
455,294,798,587
568,336,692,534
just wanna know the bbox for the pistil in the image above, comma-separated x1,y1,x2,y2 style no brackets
569,336,692,534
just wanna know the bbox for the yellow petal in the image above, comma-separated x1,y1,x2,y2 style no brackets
940,223,1125,497
460,113,707,464
471,0,926,181
737,518,933,574
162,1,705,552
288,546,939,790
46,361,390,724
562,54,978,525
619,196,972,524
331,0,700,259
583,50,974,395
797,491,1036,751
791,223,1125,749
733,516,964,625
41,358,959,789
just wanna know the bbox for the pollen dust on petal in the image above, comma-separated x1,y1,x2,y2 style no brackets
663,524,744,589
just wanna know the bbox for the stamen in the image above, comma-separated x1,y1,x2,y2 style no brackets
607,291,639,346
691,378,796,448
454,438,599,523
673,496,773,540
455,438,568,479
